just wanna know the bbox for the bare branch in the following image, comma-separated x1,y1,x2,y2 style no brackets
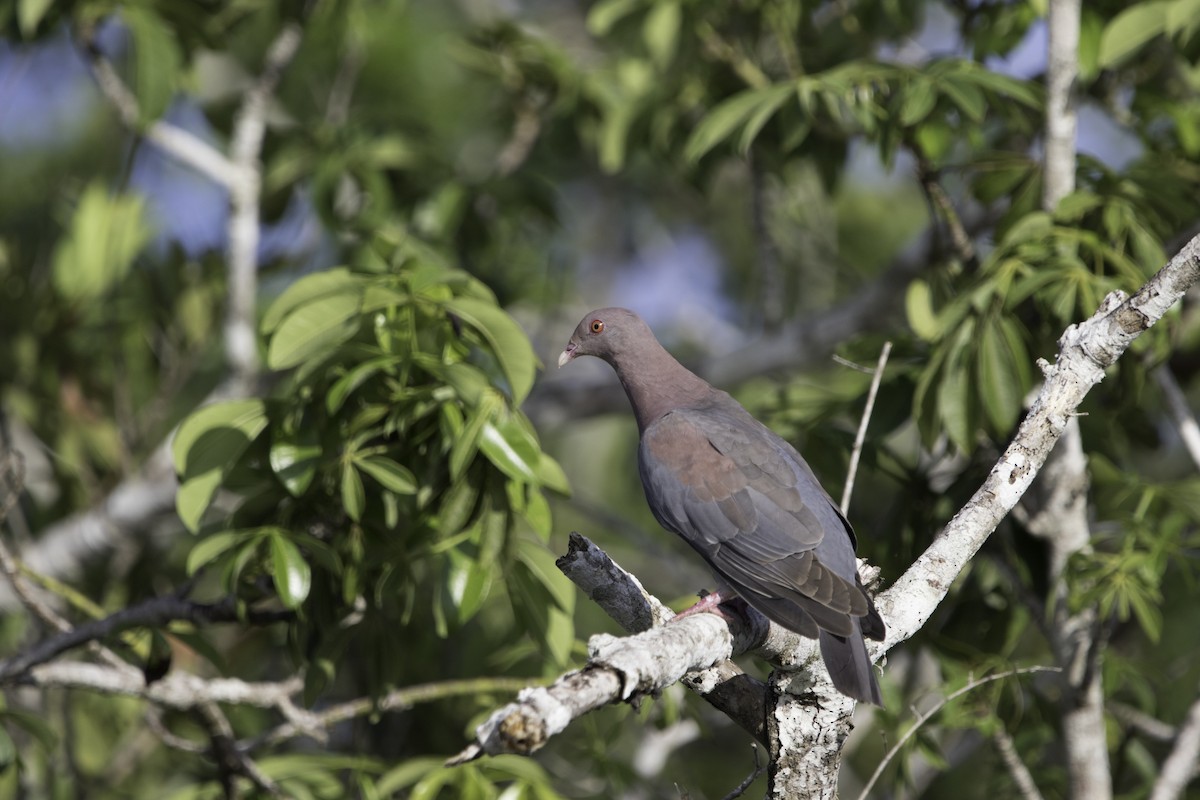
875,232,1200,654
79,34,241,189
0,378,260,612
448,612,742,764
254,677,532,749
24,661,303,711
1043,0,1081,209
993,725,1046,800
855,667,1060,800
841,341,892,514
557,532,770,743
1111,701,1178,742
0,593,291,682
1149,690,1200,800
1153,366,1200,472
224,22,304,379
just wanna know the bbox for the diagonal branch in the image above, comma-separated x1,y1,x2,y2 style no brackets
455,232,1200,769
80,31,241,189
1149,689,1200,800
0,594,291,682
875,232,1200,653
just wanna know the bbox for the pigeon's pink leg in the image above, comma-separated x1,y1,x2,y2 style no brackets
671,590,747,624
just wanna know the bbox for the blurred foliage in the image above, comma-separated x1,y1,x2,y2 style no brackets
2,0,1200,798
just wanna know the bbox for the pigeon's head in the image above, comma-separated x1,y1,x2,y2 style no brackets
558,307,650,369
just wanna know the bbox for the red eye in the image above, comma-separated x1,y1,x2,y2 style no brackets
590,320,604,333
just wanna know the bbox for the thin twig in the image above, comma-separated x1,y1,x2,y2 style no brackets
0,595,291,681
720,744,767,800
1149,689,1200,800
993,725,1046,800
855,666,1060,800
252,676,533,748
1153,366,1200,472
841,341,892,514
916,161,979,270
1111,701,1177,742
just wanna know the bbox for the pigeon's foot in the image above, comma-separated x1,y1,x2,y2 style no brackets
672,590,749,625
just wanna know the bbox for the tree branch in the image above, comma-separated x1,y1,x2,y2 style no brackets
224,22,303,379
556,532,771,743
0,594,291,682
993,725,1047,800
1153,366,1200,471
79,31,241,189
1149,689,1200,800
841,341,892,514
875,232,1200,654
855,667,1060,800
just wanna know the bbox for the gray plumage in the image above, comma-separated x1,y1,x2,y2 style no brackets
559,308,884,705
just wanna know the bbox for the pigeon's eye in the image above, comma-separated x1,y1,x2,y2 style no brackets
590,320,605,334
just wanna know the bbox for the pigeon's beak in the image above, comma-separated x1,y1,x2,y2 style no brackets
557,342,577,368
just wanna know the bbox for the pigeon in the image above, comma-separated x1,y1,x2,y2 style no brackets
558,307,885,705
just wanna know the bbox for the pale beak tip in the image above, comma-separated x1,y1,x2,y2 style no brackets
557,349,573,369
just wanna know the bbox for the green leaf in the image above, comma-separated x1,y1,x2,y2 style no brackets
523,488,552,540
1099,1,1169,67
737,84,793,154
52,184,151,302
356,456,418,495
906,279,940,342
439,476,480,535
532,453,571,496
586,0,643,35
480,418,540,484
938,348,975,453
186,531,247,576
270,428,322,497
685,86,787,162
263,268,363,333
327,356,398,414
341,461,366,522
938,76,986,122
976,321,1023,434
643,2,681,69
269,533,312,609
446,548,493,624
267,292,363,369
450,396,497,480
121,6,182,123
443,297,537,404
0,726,14,773
1,708,58,753
173,400,269,532
899,80,938,126
17,0,53,36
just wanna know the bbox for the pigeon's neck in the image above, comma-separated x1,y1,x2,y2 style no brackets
610,341,712,434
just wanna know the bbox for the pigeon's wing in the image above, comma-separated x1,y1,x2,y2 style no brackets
638,405,873,639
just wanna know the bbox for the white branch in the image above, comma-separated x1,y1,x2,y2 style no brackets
449,612,737,763
993,726,1046,800
841,341,892,514
83,40,241,188
875,232,1200,653
224,22,303,379
1043,0,1080,209
27,661,303,710
1149,691,1200,800
1154,366,1200,472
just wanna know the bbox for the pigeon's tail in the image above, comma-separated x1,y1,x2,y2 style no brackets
819,623,883,707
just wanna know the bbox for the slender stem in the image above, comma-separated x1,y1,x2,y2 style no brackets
841,341,892,514
855,667,1060,800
